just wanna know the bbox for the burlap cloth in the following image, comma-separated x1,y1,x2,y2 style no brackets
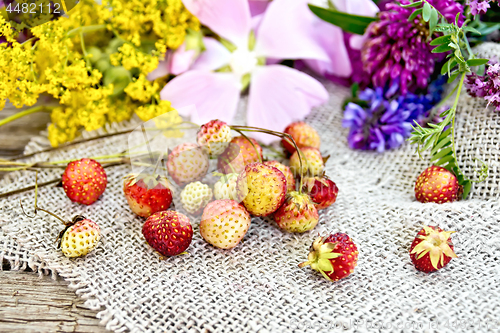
1,43,500,332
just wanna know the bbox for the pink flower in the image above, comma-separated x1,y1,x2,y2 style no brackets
159,0,334,144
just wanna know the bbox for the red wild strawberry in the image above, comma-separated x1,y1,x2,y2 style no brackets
200,199,251,249
274,191,318,233
142,211,193,256
299,233,358,281
123,173,173,218
302,176,339,210
218,136,263,174
62,158,107,205
282,121,320,154
409,226,457,273
415,166,460,203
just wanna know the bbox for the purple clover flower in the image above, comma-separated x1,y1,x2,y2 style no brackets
466,63,500,111
361,0,464,95
467,0,495,15
342,77,446,152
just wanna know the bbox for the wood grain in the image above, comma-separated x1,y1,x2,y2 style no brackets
0,104,108,332
0,104,51,156
0,270,108,333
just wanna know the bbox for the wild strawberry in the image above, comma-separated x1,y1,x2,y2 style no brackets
218,136,263,174
299,233,358,282
290,147,324,177
197,119,232,156
415,166,460,203
200,199,251,249
167,143,209,186
142,211,193,256
62,158,107,205
180,181,213,215
214,173,239,201
302,176,338,210
282,121,320,154
59,216,100,258
123,173,173,218
264,160,296,192
236,162,287,216
409,226,457,273
274,191,318,233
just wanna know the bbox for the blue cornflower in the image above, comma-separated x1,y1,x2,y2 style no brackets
342,77,445,152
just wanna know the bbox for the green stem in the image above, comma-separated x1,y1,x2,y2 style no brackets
450,72,466,174
0,106,54,127
66,25,107,38
426,83,459,122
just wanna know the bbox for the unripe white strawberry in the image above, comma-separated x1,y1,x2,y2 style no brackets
180,181,213,215
59,217,100,258
274,191,318,233
197,119,232,156
167,143,209,186
236,162,287,216
214,173,239,201
264,160,296,192
290,147,325,177
200,199,251,249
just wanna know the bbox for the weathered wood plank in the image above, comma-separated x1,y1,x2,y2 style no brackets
0,270,109,333
0,104,51,156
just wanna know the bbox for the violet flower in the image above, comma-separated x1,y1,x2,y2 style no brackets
342,77,445,152
361,0,464,94
466,63,500,111
467,0,497,15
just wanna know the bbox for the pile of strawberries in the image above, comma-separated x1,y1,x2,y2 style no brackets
48,119,460,282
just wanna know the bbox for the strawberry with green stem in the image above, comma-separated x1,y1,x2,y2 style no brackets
20,172,101,258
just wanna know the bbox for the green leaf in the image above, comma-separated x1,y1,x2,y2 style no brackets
400,1,423,8
408,8,423,21
441,58,457,75
429,8,438,35
447,72,459,83
431,136,451,155
430,147,453,162
463,26,481,35
308,4,377,35
430,35,451,46
432,43,453,53
351,82,359,98
423,2,432,21
462,180,472,199
435,154,455,166
438,128,452,141
466,58,489,67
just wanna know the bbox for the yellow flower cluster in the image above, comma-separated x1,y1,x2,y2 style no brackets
0,0,199,146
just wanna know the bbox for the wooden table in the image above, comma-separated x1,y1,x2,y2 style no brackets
0,107,107,332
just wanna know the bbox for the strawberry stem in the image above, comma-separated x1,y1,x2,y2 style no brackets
232,129,263,163
230,126,304,193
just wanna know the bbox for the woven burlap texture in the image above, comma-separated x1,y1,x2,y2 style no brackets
1,44,500,333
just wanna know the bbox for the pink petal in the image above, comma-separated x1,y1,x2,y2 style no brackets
247,65,328,144
343,0,379,17
301,25,352,77
248,0,269,17
182,0,251,47
254,0,331,61
160,71,241,124
191,37,231,71
170,44,198,75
